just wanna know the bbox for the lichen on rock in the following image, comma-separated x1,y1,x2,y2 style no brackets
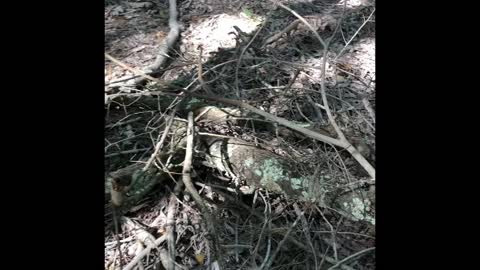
332,187,375,226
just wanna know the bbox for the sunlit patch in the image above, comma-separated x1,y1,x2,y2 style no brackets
183,13,264,60
338,37,375,90
338,0,374,8
350,38,375,80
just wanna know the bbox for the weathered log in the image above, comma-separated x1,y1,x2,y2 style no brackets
202,136,375,225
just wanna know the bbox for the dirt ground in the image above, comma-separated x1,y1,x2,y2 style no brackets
105,0,375,269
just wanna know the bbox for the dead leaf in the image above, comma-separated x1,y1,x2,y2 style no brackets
195,254,205,265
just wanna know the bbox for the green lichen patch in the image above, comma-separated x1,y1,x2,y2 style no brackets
259,159,286,185
342,197,375,225
290,177,303,190
244,158,254,168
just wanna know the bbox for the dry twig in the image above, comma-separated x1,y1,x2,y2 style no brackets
190,93,375,179
293,202,318,269
327,247,375,270
105,53,164,85
143,107,178,172
122,235,167,270
262,19,300,47
334,8,376,61
182,112,223,267
234,21,266,97
272,2,375,179
197,46,213,95
133,0,181,85
165,181,184,270
263,210,302,269
215,190,356,270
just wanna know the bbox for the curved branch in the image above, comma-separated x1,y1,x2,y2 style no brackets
273,2,375,179
191,93,375,179
133,0,181,85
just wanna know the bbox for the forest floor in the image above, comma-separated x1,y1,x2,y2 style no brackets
105,0,375,269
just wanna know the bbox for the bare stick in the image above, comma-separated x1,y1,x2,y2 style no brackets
234,22,265,97
263,211,302,269
276,2,345,140
123,217,156,247
197,46,213,95
143,107,177,171
334,8,376,61
106,117,143,129
192,94,345,147
320,50,346,141
184,59,238,90
362,97,376,125
165,181,183,270
293,202,318,269
257,192,272,270
105,53,170,87
105,148,150,158
106,58,237,102
285,69,301,91
122,235,167,270
326,247,375,270
215,189,356,270
182,112,223,267
273,2,375,179
306,94,324,122
133,0,181,85
275,3,327,48
106,62,195,86
262,19,300,47
316,205,339,262
190,93,375,179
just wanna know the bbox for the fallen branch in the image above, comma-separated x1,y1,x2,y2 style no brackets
216,190,356,270
362,96,376,125
106,117,143,129
275,2,327,48
334,8,376,61
106,62,195,87
105,53,169,87
234,21,266,97
165,181,183,270
275,2,344,138
105,0,180,90
133,0,181,85
271,2,375,179
123,217,156,247
105,148,150,158
197,46,213,95
106,83,374,179
143,108,178,172
293,202,318,269
182,112,223,267
263,211,302,269
105,57,237,104
190,93,375,179
122,235,167,270
262,19,300,47
326,247,375,270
